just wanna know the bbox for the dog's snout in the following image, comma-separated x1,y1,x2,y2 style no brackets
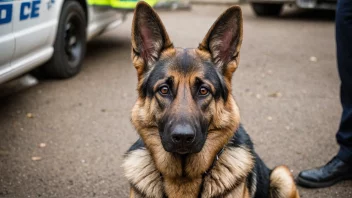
171,124,195,145
160,117,205,154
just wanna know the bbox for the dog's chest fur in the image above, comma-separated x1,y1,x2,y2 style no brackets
123,146,254,198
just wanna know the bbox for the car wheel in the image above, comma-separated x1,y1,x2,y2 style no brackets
42,0,86,78
251,3,283,16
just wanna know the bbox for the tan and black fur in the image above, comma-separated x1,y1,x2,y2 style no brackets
123,2,300,198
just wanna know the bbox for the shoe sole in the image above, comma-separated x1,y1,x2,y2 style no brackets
296,175,352,188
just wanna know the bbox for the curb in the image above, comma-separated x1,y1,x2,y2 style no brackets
190,0,244,5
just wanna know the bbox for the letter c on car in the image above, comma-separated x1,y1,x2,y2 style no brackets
20,2,31,21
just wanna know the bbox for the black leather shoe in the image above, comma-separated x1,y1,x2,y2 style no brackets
297,157,352,188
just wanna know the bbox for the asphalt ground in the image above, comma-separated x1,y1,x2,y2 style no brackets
1,4,351,198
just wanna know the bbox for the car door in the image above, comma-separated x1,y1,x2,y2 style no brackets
12,0,52,62
0,0,15,67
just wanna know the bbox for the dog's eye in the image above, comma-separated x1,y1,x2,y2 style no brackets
159,86,170,95
198,87,209,96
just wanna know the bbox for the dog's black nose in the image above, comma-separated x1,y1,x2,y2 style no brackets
171,124,195,145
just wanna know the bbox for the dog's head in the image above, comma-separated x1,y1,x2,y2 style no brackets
131,2,242,155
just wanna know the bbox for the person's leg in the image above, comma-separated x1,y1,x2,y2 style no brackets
297,0,352,188
335,0,352,165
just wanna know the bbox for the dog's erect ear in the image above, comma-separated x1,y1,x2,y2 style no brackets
198,6,243,81
131,2,173,79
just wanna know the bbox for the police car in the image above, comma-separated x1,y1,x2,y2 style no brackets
0,0,128,84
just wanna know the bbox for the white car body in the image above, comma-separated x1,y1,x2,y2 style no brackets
0,0,126,84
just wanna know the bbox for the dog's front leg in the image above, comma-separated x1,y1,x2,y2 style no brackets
129,187,135,198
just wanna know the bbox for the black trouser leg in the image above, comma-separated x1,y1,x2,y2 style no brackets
335,0,352,165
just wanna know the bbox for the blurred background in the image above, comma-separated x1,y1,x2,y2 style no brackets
0,0,351,197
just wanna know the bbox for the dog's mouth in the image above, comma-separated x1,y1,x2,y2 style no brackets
175,148,191,155
167,147,200,155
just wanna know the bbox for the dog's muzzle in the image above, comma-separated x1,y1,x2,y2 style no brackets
161,122,204,155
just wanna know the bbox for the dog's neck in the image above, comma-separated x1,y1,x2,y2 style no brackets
123,142,254,198
158,146,226,197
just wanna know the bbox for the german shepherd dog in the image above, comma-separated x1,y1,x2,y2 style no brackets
123,2,300,198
